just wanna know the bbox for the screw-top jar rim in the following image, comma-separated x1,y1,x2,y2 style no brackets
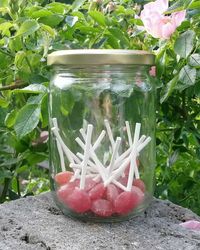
47,49,155,66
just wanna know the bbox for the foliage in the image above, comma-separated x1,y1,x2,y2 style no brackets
0,0,199,215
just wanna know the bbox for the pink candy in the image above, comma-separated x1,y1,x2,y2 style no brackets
66,188,91,213
106,184,119,204
56,174,145,217
89,183,106,200
91,199,113,217
133,179,146,193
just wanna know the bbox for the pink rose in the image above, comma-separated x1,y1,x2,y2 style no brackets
140,0,186,39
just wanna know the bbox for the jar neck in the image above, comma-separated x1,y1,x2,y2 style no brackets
52,64,150,74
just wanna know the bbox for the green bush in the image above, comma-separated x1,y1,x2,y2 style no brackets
0,0,199,214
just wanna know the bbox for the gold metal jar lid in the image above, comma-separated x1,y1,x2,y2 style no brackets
47,49,155,66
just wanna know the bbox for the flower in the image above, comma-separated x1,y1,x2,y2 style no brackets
180,220,200,231
140,0,186,39
149,66,156,77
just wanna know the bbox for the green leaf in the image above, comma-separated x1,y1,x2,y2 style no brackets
9,36,23,51
41,94,48,128
0,0,9,7
0,22,13,36
15,20,40,37
174,31,195,58
40,24,56,37
165,0,184,13
89,11,106,27
178,65,197,91
47,2,70,14
189,54,200,67
160,75,179,103
26,152,47,165
0,170,12,180
72,0,86,11
60,91,75,116
14,84,47,94
189,1,200,9
107,35,120,49
14,104,41,138
14,51,26,68
39,14,63,27
30,9,52,18
165,0,193,13
108,27,129,48
5,110,18,128
27,94,45,105
0,97,9,108
0,158,20,167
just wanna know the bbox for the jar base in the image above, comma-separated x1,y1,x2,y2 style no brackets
52,191,153,223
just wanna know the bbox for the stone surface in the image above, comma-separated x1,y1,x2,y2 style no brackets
0,193,200,250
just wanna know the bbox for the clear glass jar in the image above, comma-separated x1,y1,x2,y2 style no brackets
47,50,156,222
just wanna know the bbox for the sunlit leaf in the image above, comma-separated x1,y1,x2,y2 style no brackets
15,20,40,37
174,30,195,58
14,104,41,138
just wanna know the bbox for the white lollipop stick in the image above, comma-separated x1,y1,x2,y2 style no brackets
51,127,80,164
134,136,151,179
56,138,65,172
93,174,101,182
80,128,106,151
127,152,137,191
52,118,66,171
104,135,145,186
137,137,151,152
80,124,93,189
69,163,82,169
126,123,141,190
93,130,106,151
75,138,106,181
113,135,146,171
79,128,86,140
104,119,115,150
108,137,121,175
52,118,59,129
70,169,81,181
76,152,97,171
83,119,88,132
112,180,127,192
125,121,133,146
104,154,131,186
133,123,141,144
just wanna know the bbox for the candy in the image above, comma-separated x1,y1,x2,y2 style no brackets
131,186,144,205
57,182,76,204
52,119,152,218
89,183,106,200
114,191,136,215
91,199,113,217
66,188,91,213
114,187,144,215
118,176,128,186
84,177,98,192
133,179,145,193
106,184,119,204
55,171,73,186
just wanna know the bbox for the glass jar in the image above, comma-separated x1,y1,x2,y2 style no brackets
47,50,156,222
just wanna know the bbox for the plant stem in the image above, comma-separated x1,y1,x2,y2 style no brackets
0,178,10,203
21,38,34,74
0,83,27,91
16,176,21,196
